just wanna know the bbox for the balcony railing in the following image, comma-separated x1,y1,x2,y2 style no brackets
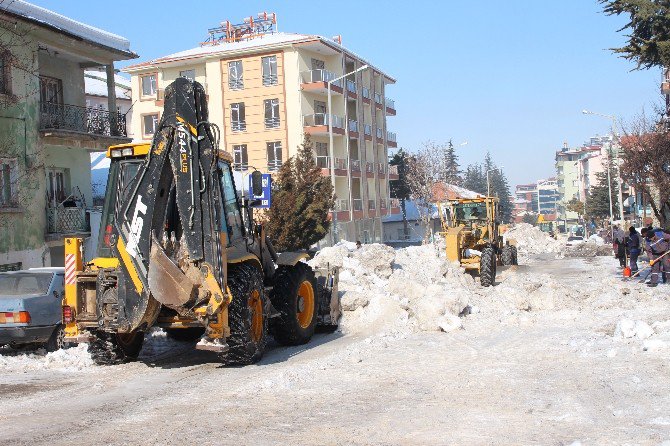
352,198,363,211
303,113,344,129
387,131,397,142
362,87,370,100
376,127,383,139
346,79,356,94
364,124,372,136
368,199,376,211
380,198,388,210
365,162,375,173
374,93,382,104
39,102,127,137
385,97,395,109
301,69,343,88
233,162,249,172
315,156,347,170
388,165,399,175
47,207,89,234
348,119,358,132
268,160,282,172
231,120,247,132
390,198,400,208
377,163,385,174
337,199,349,212
265,116,280,129
351,159,361,171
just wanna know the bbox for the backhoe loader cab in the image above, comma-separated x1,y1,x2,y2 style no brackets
63,79,340,365
439,197,517,287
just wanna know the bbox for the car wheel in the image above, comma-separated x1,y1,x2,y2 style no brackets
46,324,65,352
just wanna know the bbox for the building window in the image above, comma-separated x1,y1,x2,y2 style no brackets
0,52,10,95
141,74,157,97
264,98,280,128
267,141,282,171
233,145,248,172
179,69,195,81
311,58,325,70
261,56,278,86
228,60,243,90
231,102,246,131
39,76,63,105
143,114,159,136
0,159,18,207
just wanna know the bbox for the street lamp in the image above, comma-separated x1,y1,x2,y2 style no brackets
328,64,369,245
582,109,625,222
486,166,503,197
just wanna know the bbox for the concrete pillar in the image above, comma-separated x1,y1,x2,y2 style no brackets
106,63,118,136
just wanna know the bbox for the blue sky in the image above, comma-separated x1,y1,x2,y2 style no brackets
31,0,661,186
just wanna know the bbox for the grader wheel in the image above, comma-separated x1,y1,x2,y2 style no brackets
480,246,497,287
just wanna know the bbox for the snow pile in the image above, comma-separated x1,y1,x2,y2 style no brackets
588,234,605,244
310,242,473,335
614,318,670,352
566,242,612,258
614,319,654,340
0,344,94,372
504,223,563,255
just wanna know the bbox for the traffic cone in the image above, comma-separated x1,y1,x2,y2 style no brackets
623,266,631,278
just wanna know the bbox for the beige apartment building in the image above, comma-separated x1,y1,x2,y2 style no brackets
123,26,400,245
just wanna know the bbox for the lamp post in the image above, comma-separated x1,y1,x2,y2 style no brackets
327,64,369,245
582,109,625,222
486,166,503,197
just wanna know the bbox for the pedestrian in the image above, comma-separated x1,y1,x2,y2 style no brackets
613,225,626,267
643,228,670,287
356,240,362,249
627,226,641,275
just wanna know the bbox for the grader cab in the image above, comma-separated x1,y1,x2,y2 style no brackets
439,197,517,286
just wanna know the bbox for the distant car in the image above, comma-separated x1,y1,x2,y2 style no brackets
566,236,585,247
0,268,66,352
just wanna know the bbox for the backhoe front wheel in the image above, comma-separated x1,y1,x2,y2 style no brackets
88,330,144,365
220,263,267,365
270,263,318,346
480,246,497,287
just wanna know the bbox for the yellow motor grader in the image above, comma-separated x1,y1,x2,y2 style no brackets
439,197,517,286
62,79,340,365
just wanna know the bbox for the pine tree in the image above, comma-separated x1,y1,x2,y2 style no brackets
390,149,411,238
490,168,513,223
463,163,486,195
585,169,620,220
265,135,334,251
443,140,462,186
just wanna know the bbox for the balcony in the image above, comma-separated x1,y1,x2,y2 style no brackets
346,79,357,99
362,87,371,104
336,199,350,211
315,156,348,173
388,164,399,179
365,162,375,177
351,159,361,172
379,198,388,210
301,69,343,94
39,102,128,139
376,127,384,144
303,113,345,136
377,162,386,174
352,198,363,212
348,119,359,137
374,92,383,109
387,131,397,148
363,124,372,141
385,97,396,115
368,199,376,211
390,198,401,214
47,206,89,235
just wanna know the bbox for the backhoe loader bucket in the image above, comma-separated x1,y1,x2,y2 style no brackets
147,235,196,306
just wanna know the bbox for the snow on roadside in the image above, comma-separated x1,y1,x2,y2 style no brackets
0,344,94,372
309,242,473,336
504,223,563,255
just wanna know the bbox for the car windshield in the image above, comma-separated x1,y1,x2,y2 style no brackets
453,203,487,223
0,273,53,296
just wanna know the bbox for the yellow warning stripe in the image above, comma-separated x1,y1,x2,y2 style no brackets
117,237,144,293
176,115,197,136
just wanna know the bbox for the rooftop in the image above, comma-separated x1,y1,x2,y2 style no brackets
0,0,136,58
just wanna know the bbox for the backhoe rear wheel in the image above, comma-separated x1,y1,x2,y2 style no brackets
270,263,318,346
501,245,514,266
480,246,497,287
88,330,144,365
219,263,267,365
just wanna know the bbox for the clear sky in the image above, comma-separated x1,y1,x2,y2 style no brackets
30,0,661,187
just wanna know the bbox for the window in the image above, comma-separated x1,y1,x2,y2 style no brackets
228,60,243,90
233,145,248,171
179,69,195,81
311,58,325,70
231,102,246,131
264,98,280,128
46,168,67,207
39,76,63,105
0,159,18,207
141,74,157,97
261,56,278,86
0,52,10,95
267,141,282,171
314,100,327,114
315,142,328,156
143,114,159,136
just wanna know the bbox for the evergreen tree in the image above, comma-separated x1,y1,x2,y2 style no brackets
585,169,620,220
390,149,411,238
265,135,334,251
443,140,462,186
463,163,486,195
522,213,538,225
489,168,513,223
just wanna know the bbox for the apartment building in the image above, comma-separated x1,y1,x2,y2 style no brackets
555,143,594,225
0,1,136,269
515,183,538,213
123,15,400,244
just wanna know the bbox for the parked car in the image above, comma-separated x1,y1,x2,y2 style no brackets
0,268,66,352
566,236,585,247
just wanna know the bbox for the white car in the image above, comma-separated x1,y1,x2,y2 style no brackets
566,236,585,247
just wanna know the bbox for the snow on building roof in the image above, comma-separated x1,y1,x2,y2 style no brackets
432,183,483,201
84,71,131,99
1,0,135,57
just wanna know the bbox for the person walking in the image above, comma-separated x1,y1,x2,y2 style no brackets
643,228,670,287
627,226,641,275
613,225,627,267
